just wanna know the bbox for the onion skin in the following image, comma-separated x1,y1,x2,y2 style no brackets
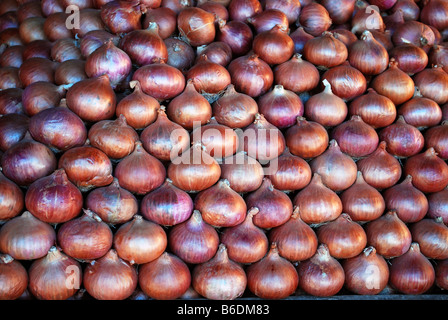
247,9,289,34
177,7,216,47
0,211,56,260
186,55,232,95
303,32,348,69
143,7,177,40
85,178,138,225
0,254,28,300
342,247,390,295
389,43,429,75
424,121,448,160
296,243,345,297
0,88,24,115
285,117,329,159
220,207,269,264
22,81,68,117
410,217,448,260
165,38,196,73
0,171,24,221
228,0,262,22
18,57,58,87
289,26,314,54
57,209,113,261
168,210,219,264
298,2,332,37
389,242,435,295
83,249,138,300
252,24,294,66
100,0,143,34
113,215,167,265
196,41,233,67
321,62,367,102
28,247,82,300
216,19,253,57
192,244,247,300
54,59,88,85
246,242,299,299
413,65,448,105
139,252,191,300
435,259,448,290
0,113,29,152
79,30,119,59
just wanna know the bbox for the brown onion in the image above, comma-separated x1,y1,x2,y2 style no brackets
162,0,194,14
341,171,386,223
365,210,412,259
410,217,448,260
413,65,448,105
293,173,343,225
309,139,357,192
168,210,219,264
70,8,105,38
389,242,435,295
427,187,448,224
269,206,318,262
379,115,424,158
219,151,264,194
141,178,193,227
298,2,332,37
331,29,358,48
0,211,56,260
342,246,390,295
197,0,229,21
0,28,23,47
0,113,29,151
246,242,298,299
252,24,294,65
403,147,448,194
296,243,345,297
0,171,24,221
177,7,216,47
320,0,354,25
425,121,448,160
165,38,196,73
18,17,47,43
349,30,389,75
83,249,138,300
58,145,114,191
143,7,177,40
302,32,348,69
220,207,268,264
391,0,420,21
79,30,119,58
29,247,82,300
100,0,143,34
57,209,113,261
216,19,253,57
66,74,116,123
348,88,397,129
429,45,448,74
186,55,231,96
285,116,329,159
398,91,442,129
113,215,167,265
25,168,83,224
263,0,301,24
0,45,24,68
138,252,191,300
0,254,28,300
212,84,258,129
0,66,22,90
192,243,247,300
22,39,52,60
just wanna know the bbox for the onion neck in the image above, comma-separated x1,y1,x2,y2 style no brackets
322,79,333,94
362,246,377,259
0,254,14,264
215,243,230,264
83,209,103,223
187,210,206,230
312,244,332,262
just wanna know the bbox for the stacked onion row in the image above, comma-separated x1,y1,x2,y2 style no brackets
1,0,448,300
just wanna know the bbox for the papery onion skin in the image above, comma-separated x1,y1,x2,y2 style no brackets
186,55,232,95
321,62,367,102
424,121,448,160
298,2,332,37
413,65,448,105
0,254,28,300
54,59,88,85
228,0,262,22
143,7,177,40
177,7,216,47
100,0,143,34
252,24,294,66
302,31,348,69
410,217,448,260
216,19,254,57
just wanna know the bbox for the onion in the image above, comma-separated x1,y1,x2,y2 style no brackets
378,115,424,158
429,45,448,74
0,171,24,221
319,0,354,25
263,0,301,24
420,0,448,31
392,20,435,52
427,187,448,224
0,113,29,152
41,0,64,16
0,28,23,47
212,84,258,129
58,145,114,192
43,12,71,41
391,0,420,21
228,0,262,22
304,80,348,127
389,43,429,75
298,2,332,37
83,249,138,300
289,26,313,54
165,38,196,73
216,19,253,57
113,215,167,265
166,79,212,130
57,209,113,261
60,0,94,10
85,178,138,225
0,254,28,300
168,210,219,264
25,168,82,224
79,30,119,58
1,133,57,186
303,32,348,69
425,121,448,160
348,30,389,75
0,45,24,68
219,151,264,194
0,88,24,115
115,141,166,195
252,24,294,65
140,106,190,162
331,29,358,48
296,244,345,297
293,173,343,225
246,242,298,299
309,139,357,192
227,53,273,98
54,59,88,85
18,17,47,43
197,0,228,21
66,74,116,123
100,0,143,34
28,247,82,300
220,207,268,264
351,5,385,35
410,217,448,260
162,0,193,14
269,206,317,262
340,171,386,223
177,7,216,47
143,7,177,40
0,211,56,260
23,39,52,60
192,244,247,300
342,246,390,295
186,55,232,95
22,81,68,117
196,41,233,67
383,175,429,223
245,177,293,229
435,259,448,290
284,116,329,159
138,252,191,300
141,178,193,227
413,65,448,105
0,66,22,90
403,147,448,194
348,88,396,129
18,57,58,87
389,242,435,295
365,210,412,259
247,9,289,34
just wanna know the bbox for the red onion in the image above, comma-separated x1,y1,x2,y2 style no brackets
168,210,219,264
143,7,177,40
293,173,343,225
18,17,47,44
216,19,253,57
0,171,24,221
246,242,298,299
435,258,448,290
22,39,52,60
138,252,191,300
161,0,193,14
289,26,314,54
83,249,138,300
389,44,429,75
331,29,358,48
398,89,442,129
298,2,332,37
389,242,435,295
43,12,71,41
57,209,113,261
0,45,24,68
54,59,87,85
320,0,355,25
165,38,196,73
177,7,216,47
197,0,228,21
0,211,56,260
192,244,247,300
29,247,82,300
0,254,28,300
0,88,24,115
100,0,143,34
296,244,345,297
0,66,22,90
252,24,294,65
247,9,289,34
41,0,64,16
342,246,390,295
392,20,435,52
420,0,448,31
49,38,81,62
429,45,448,74
391,0,420,21
263,0,301,24
22,81,69,116
351,5,385,35
413,65,448,105
79,30,119,58
0,113,29,152
410,217,448,260
70,8,106,38
186,55,231,96
228,0,262,22
303,32,348,69
349,30,389,75
19,57,58,87
196,41,233,67
425,121,448,160
0,28,23,47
